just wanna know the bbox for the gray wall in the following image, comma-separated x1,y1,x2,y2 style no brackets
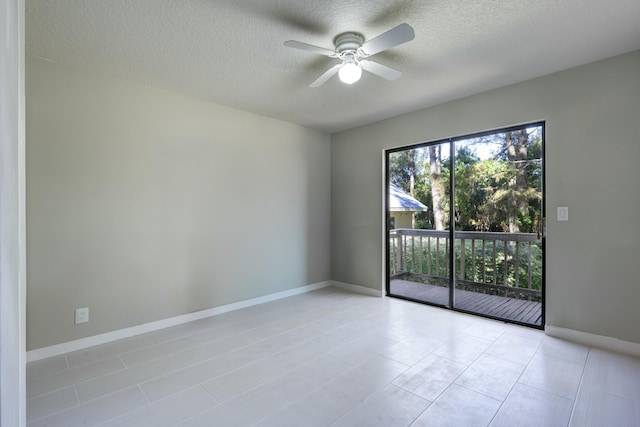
331,50,640,344
1,0,26,424
26,57,331,350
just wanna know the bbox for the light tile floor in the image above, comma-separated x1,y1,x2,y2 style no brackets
26,287,640,426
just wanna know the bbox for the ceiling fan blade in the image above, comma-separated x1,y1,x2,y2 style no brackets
360,23,415,56
284,40,335,57
360,60,402,80
309,63,342,87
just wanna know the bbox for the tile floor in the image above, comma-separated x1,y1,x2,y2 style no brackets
26,287,640,426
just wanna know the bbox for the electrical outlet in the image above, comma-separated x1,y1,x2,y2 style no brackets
75,307,89,324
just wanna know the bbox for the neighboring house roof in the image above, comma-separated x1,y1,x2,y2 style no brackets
389,184,428,212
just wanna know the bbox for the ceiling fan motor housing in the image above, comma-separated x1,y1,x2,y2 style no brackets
334,32,364,54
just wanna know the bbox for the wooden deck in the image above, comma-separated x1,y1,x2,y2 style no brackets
390,279,542,326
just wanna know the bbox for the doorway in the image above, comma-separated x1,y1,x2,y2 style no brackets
385,123,544,328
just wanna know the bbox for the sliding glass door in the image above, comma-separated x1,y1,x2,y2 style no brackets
387,141,451,307
386,123,544,327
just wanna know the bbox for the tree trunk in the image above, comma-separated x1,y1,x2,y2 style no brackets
505,130,529,232
408,151,416,227
408,151,415,197
429,145,445,230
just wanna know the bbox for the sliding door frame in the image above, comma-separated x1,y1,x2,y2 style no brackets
384,121,546,329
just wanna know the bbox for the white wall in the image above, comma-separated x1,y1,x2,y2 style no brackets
331,50,640,345
0,0,26,424
26,57,331,350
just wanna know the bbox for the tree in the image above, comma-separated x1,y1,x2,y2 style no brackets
409,150,415,198
448,129,543,233
389,149,420,195
504,130,529,232
429,145,446,230
388,126,542,233
453,146,483,230
390,148,425,228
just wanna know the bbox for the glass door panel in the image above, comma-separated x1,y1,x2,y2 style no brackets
387,141,452,307
452,126,544,326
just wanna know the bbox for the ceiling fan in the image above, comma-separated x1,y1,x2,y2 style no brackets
284,23,415,87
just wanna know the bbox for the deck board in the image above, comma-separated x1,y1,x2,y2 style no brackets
390,279,542,327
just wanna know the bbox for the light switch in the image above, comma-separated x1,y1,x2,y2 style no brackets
557,206,569,221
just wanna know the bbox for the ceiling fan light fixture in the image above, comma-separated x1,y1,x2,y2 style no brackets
338,61,362,84
284,23,415,87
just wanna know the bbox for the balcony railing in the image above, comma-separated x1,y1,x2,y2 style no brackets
389,229,542,301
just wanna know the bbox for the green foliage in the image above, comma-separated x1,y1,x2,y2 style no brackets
389,127,543,233
388,149,418,194
454,240,543,292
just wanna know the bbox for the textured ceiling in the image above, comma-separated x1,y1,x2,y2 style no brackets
26,0,640,133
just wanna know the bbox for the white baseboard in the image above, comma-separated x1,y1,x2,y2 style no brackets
27,281,332,362
331,280,383,297
546,325,640,357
